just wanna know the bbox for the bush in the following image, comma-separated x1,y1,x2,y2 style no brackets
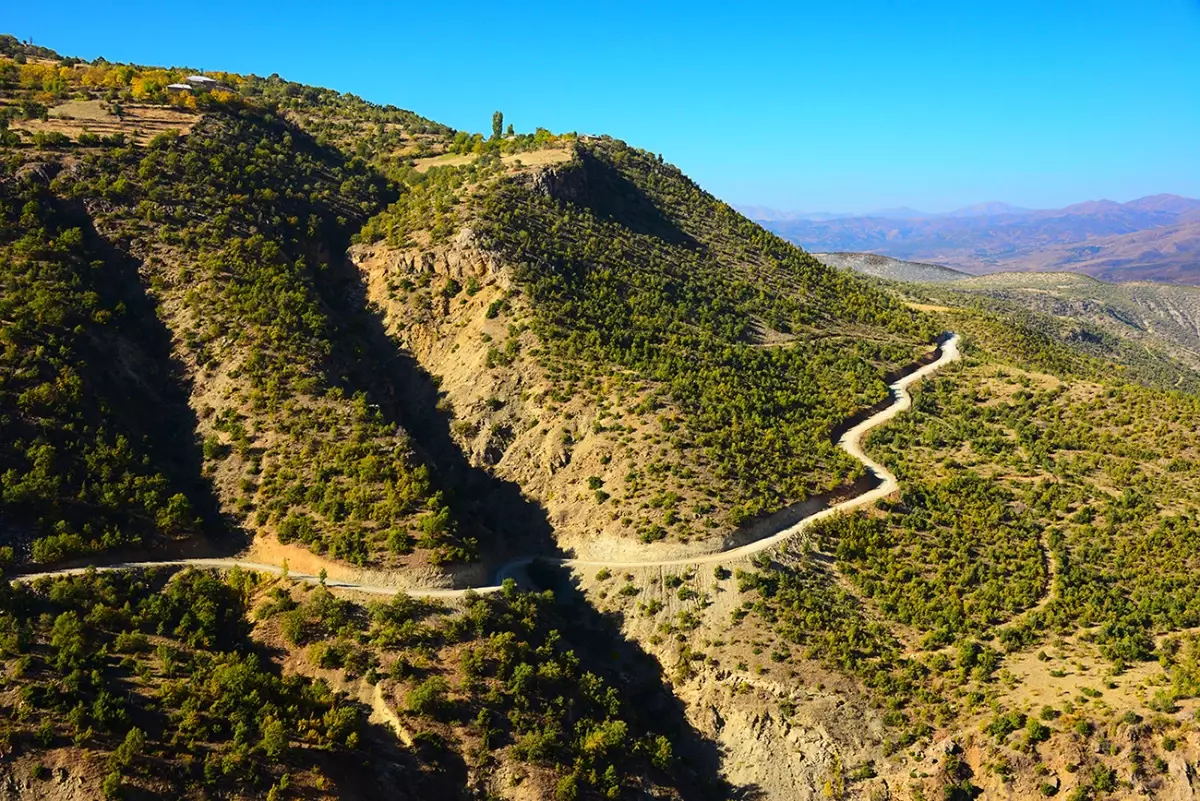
277,512,316,544
986,711,1026,742
32,130,72,148
1026,719,1051,744
1089,765,1116,792
406,676,450,716
202,435,228,460
101,770,122,800
31,533,89,564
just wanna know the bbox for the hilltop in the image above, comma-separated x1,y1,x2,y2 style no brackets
0,39,931,800
8,37,1200,801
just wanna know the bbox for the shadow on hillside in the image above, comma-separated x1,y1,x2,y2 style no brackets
725,473,879,551
245,111,564,569
254,656,471,800
56,200,240,559
527,560,755,800
314,252,739,797
101,231,241,540
332,723,472,801
570,146,700,247
315,252,563,571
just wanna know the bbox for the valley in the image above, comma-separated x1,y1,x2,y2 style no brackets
13,335,961,594
3,33,1200,801
760,197,1200,284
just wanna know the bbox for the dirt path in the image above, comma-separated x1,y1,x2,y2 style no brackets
13,335,961,597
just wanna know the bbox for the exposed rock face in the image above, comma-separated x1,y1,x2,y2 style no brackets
668,663,896,800
353,228,509,286
1167,754,1199,800
12,160,61,185
350,229,742,564
0,759,94,801
524,152,587,203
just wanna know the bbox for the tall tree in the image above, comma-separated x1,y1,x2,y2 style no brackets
492,110,503,140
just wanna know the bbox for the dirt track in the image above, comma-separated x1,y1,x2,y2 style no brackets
13,335,960,597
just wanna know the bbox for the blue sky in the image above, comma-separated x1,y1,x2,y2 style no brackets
9,1,1200,213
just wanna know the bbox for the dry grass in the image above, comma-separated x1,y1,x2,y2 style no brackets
12,102,200,145
906,301,956,313
412,146,572,173
51,98,113,120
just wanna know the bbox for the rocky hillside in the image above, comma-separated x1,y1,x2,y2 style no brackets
922,272,1200,379
0,38,931,800
813,252,969,284
0,42,724,800
10,36,1200,801
353,138,936,562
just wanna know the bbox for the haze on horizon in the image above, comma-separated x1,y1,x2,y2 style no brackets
9,0,1200,214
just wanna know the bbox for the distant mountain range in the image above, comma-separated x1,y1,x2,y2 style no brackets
751,194,1200,284
740,201,1032,222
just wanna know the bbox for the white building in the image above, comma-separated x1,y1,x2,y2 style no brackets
166,83,193,95
185,75,218,90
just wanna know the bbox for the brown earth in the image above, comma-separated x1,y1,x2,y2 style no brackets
7,100,200,145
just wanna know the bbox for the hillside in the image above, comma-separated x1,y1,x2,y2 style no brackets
2,53,933,570
997,219,1200,282
0,39,932,800
348,136,937,563
759,195,1200,283
10,37,1200,801
933,272,1200,375
813,252,969,284
0,44,728,800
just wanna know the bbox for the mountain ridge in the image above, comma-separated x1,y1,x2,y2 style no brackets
9,36,1200,801
756,193,1200,283
744,193,1199,223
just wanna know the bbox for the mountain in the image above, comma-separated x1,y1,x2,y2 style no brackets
1118,193,1200,215
744,201,1033,223
992,218,1200,282
10,36,1200,801
0,37,933,800
733,205,853,221
758,193,1200,283
942,200,1032,218
867,206,938,219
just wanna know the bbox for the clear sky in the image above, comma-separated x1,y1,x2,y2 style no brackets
9,1,1200,213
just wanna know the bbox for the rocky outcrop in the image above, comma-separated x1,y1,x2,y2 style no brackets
351,227,509,286
523,149,587,203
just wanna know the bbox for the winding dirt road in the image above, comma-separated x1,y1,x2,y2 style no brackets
13,335,960,598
